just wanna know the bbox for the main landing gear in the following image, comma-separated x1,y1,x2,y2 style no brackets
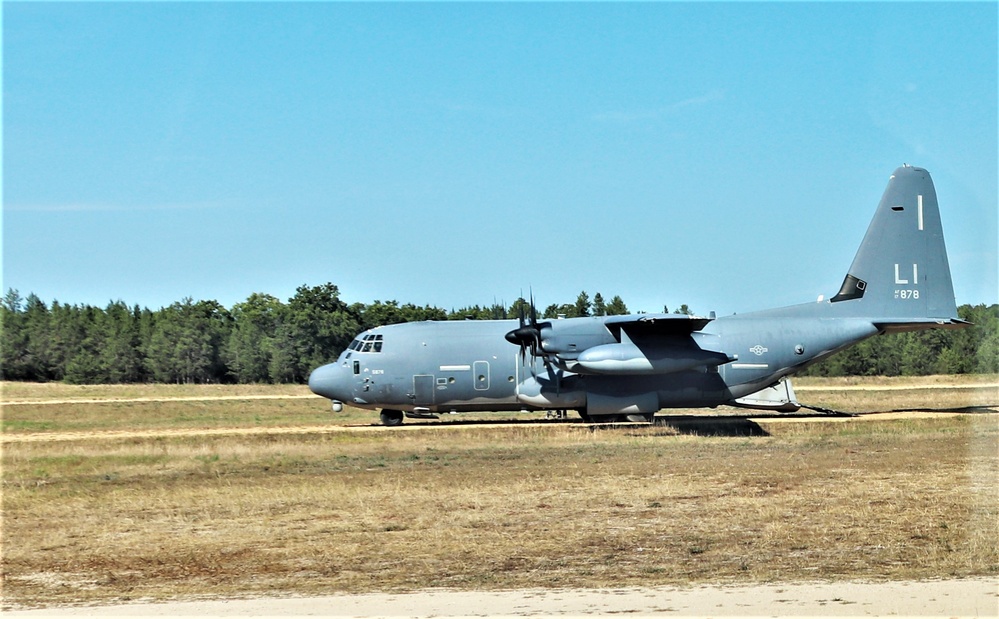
379,409,404,426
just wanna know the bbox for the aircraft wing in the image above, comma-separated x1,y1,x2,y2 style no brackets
603,313,713,337
563,313,725,375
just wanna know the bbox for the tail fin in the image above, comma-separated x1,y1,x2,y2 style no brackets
830,165,967,331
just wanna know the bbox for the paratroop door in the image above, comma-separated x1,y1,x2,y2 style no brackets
413,374,434,406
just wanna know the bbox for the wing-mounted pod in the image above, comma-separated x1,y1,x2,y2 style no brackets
574,314,732,375
576,336,732,375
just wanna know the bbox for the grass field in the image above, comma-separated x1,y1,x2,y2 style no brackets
2,377,997,609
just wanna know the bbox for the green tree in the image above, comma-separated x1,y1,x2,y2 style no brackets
225,293,282,383
449,304,488,320
147,298,231,383
358,300,405,328
63,305,105,384
977,327,999,373
965,304,999,373
100,301,144,382
22,294,58,380
509,297,532,321
574,291,592,318
47,301,87,381
270,284,360,383
605,295,629,316
592,293,607,317
1,289,30,380
543,303,575,319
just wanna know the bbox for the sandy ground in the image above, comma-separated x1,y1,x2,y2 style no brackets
4,577,997,617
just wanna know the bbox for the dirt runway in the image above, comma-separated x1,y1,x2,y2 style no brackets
3,408,983,444
4,576,997,617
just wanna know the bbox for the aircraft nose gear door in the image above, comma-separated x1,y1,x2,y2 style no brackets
413,374,435,407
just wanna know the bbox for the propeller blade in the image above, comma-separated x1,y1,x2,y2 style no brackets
505,290,548,372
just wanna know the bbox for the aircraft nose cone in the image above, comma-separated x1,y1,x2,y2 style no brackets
308,363,345,400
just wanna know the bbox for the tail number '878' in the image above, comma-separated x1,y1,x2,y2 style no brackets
894,263,919,300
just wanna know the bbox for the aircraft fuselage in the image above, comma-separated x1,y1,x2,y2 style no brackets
307,310,879,419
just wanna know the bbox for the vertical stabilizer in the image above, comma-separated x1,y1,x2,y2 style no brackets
830,165,963,329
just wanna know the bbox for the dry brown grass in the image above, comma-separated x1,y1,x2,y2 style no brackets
2,378,997,609
793,376,998,414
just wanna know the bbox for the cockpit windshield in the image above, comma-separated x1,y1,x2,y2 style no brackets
348,333,383,353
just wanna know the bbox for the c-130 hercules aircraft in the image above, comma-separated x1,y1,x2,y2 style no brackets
309,166,968,425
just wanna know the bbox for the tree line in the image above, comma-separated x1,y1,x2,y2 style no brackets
0,285,628,384
1,285,995,384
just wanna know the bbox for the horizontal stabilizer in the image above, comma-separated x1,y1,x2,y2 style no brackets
872,317,972,333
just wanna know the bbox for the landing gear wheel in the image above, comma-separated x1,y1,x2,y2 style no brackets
379,409,404,426
576,408,592,423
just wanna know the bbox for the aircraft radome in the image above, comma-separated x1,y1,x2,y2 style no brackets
309,165,968,426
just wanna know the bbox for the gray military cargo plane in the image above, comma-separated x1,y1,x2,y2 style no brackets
309,165,968,426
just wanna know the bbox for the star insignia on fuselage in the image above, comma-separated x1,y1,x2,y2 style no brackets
749,345,768,356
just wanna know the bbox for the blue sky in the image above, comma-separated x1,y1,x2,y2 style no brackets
3,2,996,316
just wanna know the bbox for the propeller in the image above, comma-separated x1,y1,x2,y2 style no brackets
505,293,543,362
504,294,562,394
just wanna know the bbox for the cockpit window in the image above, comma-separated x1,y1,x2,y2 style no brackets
350,333,384,353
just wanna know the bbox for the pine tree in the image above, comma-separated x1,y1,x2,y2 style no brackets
593,293,606,316
605,295,629,316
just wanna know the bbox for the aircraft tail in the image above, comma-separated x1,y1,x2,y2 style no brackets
828,165,967,331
